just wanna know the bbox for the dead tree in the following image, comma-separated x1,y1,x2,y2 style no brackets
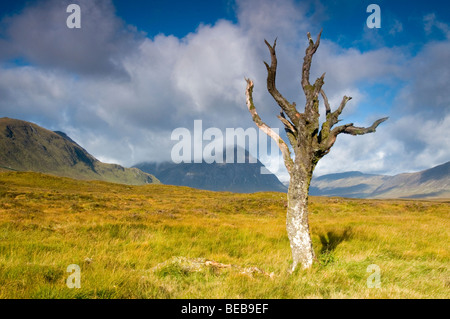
245,31,388,272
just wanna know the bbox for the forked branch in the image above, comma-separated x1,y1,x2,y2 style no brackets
264,39,300,126
318,117,389,157
301,30,322,92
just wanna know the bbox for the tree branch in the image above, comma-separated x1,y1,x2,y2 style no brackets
305,72,325,120
301,31,324,127
340,117,389,135
318,94,352,145
320,89,331,115
277,111,296,136
318,117,389,157
264,39,300,126
329,95,352,127
301,30,322,92
277,111,298,147
245,78,294,174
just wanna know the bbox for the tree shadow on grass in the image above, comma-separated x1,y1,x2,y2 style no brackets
319,227,353,254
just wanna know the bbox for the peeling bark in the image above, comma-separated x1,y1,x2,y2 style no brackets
245,31,388,271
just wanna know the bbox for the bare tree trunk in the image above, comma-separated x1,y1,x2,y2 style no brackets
286,165,315,271
245,31,388,272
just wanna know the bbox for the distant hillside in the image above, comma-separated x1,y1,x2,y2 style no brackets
310,162,450,199
0,117,159,185
310,171,389,198
134,152,287,193
371,161,450,199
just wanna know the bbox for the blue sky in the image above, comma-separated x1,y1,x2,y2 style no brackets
2,0,448,49
113,0,237,38
0,0,449,182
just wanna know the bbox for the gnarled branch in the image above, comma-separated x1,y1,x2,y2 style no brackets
277,111,298,147
320,89,331,115
318,94,352,145
277,111,296,136
301,30,322,92
318,117,389,157
245,78,294,174
340,117,389,135
264,39,300,126
301,30,325,125
330,95,352,127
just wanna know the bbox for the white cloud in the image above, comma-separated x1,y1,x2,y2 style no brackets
315,41,405,90
0,0,448,180
424,13,450,39
0,0,138,76
389,19,403,36
172,21,251,112
395,40,450,119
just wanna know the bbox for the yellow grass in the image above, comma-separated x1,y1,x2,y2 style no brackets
0,171,448,298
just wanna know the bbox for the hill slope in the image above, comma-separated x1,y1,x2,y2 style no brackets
0,117,159,185
310,171,389,198
310,162,450,199
371,161,450,199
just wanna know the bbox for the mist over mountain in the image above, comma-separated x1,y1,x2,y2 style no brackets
134,148,287,193
0,117,159,185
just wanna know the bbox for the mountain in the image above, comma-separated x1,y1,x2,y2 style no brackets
310,162,450,199
134,151,287,193
370,161,450,199
0,117,159,185
310,171,389,198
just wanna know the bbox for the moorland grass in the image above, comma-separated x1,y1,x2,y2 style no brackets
0,171,448,298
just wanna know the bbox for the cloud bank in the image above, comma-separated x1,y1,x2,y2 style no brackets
0,0,448,183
